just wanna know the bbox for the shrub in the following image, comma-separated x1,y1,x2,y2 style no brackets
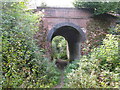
2,2,60,88
64,34,119,88
52,36,67,60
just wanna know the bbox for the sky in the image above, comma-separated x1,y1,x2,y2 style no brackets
28,0,74,9
28,0,120,9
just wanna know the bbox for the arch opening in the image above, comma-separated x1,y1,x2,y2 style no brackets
52,26,80,43
52,36,67,60
47,22,86,62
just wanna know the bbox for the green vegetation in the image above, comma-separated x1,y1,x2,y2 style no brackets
73,1,120,15
2,2,60,88
1,0,120,89
64,33,120,88
51,25,120,88
52,36,67,60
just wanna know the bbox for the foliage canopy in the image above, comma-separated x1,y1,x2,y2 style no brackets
73,1,120,15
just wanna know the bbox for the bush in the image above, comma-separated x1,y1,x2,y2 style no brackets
2,2,60,88
64,34,119,88
52,36,67,60
73,1,120,15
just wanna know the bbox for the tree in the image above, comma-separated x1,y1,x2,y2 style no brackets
73,0,120,15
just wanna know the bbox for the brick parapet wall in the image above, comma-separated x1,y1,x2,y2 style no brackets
37,7,94,33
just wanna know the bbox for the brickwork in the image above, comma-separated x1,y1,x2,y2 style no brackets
35,7,118,60
37,7,94,32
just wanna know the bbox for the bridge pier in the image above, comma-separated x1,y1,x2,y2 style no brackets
67,41,81,62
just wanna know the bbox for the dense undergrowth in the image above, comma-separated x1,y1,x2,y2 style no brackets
2,2,60,88
51,24,120,88
64,32,120,88
1,1,120,89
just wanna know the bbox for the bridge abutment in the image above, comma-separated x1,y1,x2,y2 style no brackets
47,22,86,62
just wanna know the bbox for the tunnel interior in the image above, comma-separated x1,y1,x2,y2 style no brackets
47,23,86,62
51,26,80,43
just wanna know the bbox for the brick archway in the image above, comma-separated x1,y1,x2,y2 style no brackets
47,22,86,42
47,22,86,62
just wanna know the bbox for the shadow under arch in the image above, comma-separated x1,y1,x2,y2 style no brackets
47,22,86,62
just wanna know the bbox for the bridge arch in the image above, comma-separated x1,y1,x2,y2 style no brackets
47,22,86,62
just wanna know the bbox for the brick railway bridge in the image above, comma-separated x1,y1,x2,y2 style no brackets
34,7,117,62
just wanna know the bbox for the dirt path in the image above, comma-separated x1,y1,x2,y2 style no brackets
53,59,68,88
54,70,65,88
